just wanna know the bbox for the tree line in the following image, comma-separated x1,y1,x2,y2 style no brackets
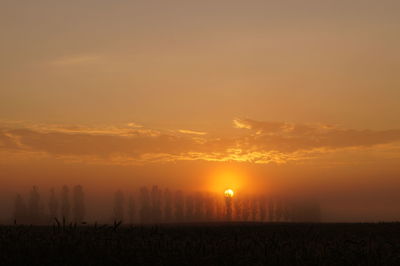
13,185,321,225
13,185,85,225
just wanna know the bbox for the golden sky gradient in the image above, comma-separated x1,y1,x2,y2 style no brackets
1,0,400,222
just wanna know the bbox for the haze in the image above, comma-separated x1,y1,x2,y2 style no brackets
1,0,400,223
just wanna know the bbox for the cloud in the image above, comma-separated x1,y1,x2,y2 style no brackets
127,122,143,128
0,132,20,150
235,118,400,152
1,119,400,165
233,119,252,129
233,118,289,133
178,129,207,135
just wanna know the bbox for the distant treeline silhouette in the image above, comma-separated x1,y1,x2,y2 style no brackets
13,185,321,225
14,185,85,225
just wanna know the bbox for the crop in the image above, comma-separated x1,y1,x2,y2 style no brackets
0,222,399,265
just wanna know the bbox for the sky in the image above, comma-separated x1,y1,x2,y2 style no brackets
1,0,400,222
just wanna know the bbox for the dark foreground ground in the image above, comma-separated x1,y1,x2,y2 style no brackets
1,222,400,266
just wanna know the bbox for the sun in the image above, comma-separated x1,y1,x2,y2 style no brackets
224,188,234,198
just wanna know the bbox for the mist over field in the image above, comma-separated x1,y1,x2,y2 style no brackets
1,155,399,224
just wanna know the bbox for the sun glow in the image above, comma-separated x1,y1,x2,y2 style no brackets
206,167,248,194
224,188,234,198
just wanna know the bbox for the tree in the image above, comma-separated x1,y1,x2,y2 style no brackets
128,193,136,224
151,185,162,223
194,192,204,222
73,185,85,223
205,193,215,221
250,196,258,221
163,189,172,222
259,195,267,222
48,188,59,221
242,196,250,221
60,185,70,222
185,195,194,222
233,194,242,221
224,193,233,221
215,197,223,221
28,186,41,224
174,190,184,222
113,190,125,222
275,197,283,222
139,187,150,223
283,197,294,222
268,197,275,222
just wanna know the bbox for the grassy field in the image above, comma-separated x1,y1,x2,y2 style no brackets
1,222,399,265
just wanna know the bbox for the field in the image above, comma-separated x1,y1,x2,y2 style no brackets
1,222,400,265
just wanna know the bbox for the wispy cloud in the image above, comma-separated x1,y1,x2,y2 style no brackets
127,122,143,128
233,118,252,129
1,119,400,165
178,129,207,135
234,118,400,152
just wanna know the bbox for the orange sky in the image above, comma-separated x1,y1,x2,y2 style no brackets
1,0,400,222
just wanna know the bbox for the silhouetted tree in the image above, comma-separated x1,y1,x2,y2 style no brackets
113,190,124,222
151,185,162,223
139,187,151,223
28,186,41,224
283,198,294,222
185,195,194,222
268,197,275,222
174,190,184,222
60,185,70,222
233,194,242,221
259,195,267,222
163,189,172,222
242,196,250,221
224,194,232,221
128,193,136,224
275,197,283,222
48,188,58,222
73,185,85,223
194,192,204,222
250,196,258,221
215,197,223,221
205,193,215,221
